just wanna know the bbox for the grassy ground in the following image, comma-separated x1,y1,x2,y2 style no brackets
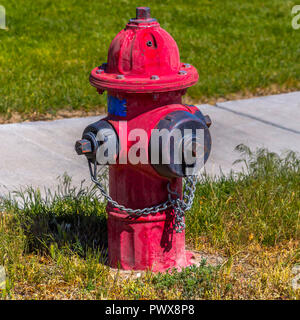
0,146,299,300
0,0,300,121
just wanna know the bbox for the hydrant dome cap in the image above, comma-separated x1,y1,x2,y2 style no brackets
90,8,199,93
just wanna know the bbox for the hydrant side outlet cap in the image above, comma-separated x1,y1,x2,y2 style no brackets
89,7,199,93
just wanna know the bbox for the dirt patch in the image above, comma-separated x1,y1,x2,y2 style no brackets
0,107,106,124
109,249,224,280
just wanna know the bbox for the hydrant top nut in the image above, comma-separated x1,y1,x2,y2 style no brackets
136,7,151,20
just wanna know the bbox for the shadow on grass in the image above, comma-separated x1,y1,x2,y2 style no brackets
0,174,109,262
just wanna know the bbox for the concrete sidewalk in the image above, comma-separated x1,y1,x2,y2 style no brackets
0,92,299,195
199,91,300,176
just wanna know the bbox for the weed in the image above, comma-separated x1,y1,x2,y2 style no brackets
152,261,220,299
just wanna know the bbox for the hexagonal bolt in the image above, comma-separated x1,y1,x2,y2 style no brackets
136,7,151,20
150,75,159,80
183,63,191,68
96,69,104,74
178,70,187,75
75,139,92,155
116,74,125,79
204,115,212,128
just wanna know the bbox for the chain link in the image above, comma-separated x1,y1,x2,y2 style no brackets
88,161,197,233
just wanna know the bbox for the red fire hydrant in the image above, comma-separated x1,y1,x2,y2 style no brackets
75,7,211,272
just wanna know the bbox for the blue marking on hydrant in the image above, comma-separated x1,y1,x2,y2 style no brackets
108,95,127,116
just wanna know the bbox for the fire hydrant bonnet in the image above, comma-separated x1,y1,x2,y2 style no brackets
89,7,199,93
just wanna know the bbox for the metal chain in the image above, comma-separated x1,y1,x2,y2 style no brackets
88,160,197,233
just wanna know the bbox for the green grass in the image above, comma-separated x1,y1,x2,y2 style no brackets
187,144,300,249
0,0,300,117
0,146,299,299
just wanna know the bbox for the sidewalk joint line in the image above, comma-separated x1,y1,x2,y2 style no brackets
215,103,300,135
